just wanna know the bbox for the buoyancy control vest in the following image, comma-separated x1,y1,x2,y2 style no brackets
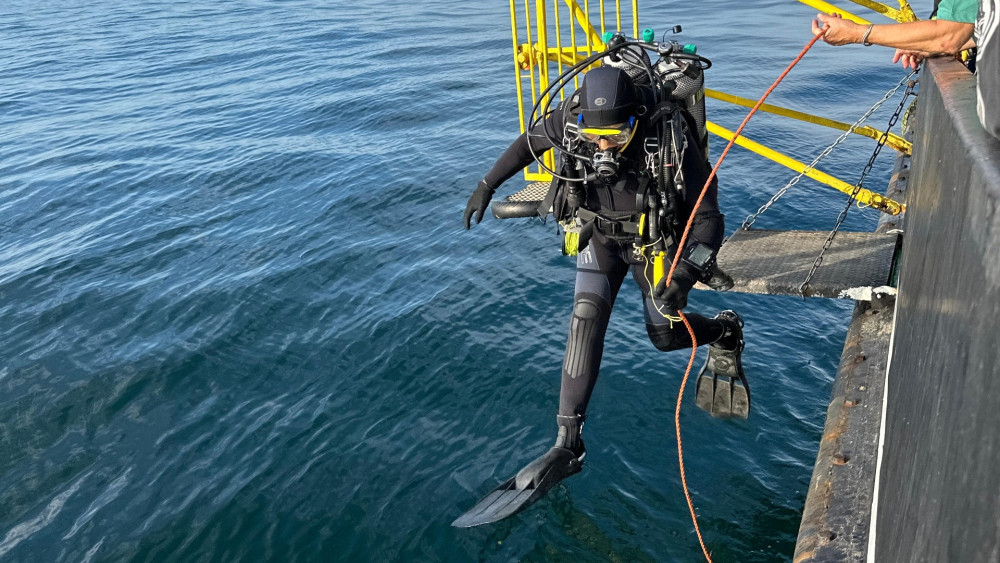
545,45,710,251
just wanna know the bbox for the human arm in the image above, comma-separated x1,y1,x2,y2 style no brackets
892,35,976,69
464,110,563,229
812,13,975,55
480,129,556,189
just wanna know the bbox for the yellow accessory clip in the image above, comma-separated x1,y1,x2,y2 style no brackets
652,250,668,287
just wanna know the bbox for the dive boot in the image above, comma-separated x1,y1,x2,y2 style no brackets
452,417,586,527
695,310,750,419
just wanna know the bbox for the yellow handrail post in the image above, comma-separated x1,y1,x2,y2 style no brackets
535,0,555,175
567,1,580,89
632,0,639,38
553,0,565,98
511,0,527,137
599,0,606,36
523,1,538,121
535,0,549,97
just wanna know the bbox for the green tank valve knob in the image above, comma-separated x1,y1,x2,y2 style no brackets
642,28,655,42
683,43,697,55
601,31,615,43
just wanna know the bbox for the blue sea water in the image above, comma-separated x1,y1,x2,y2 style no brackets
1,1,910,561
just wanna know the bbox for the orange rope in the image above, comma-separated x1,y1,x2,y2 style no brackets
676,311,710,559
667,30,827,563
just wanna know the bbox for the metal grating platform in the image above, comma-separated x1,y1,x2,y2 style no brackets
491,182,550,219
716,229,899,298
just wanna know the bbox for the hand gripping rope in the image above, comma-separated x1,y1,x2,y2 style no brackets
663,29,828,562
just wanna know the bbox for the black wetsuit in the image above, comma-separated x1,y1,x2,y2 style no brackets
482,86,729,437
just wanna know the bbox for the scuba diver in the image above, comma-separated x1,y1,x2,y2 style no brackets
454,33,750,528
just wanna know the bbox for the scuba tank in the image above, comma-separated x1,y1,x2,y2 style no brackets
654,55,708,156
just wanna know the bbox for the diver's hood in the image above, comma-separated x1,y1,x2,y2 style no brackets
578,66,637,127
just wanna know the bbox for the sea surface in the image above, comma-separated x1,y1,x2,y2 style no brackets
1,1,912,561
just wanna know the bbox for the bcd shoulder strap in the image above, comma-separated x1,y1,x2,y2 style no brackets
536,173,561,220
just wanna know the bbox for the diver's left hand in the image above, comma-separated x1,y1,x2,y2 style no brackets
654,267,697,310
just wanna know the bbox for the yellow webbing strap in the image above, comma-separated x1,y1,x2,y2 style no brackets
705,89,911,154
706,121,905,215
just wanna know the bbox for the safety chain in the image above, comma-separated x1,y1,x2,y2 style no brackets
741,71,916,231
799,71,918,295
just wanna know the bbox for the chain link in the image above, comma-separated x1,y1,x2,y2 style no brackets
799,71,918,295
741,72,916,231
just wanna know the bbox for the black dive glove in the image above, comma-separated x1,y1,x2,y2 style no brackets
463,180,495,230
654,264,698,310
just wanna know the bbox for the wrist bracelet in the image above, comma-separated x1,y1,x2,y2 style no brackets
862,24,874,46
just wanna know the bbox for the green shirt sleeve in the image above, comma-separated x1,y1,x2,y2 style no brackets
936,0,979,23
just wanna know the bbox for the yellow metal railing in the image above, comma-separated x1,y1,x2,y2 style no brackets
510,0,638,181
705,89,912,154
707,122,905,214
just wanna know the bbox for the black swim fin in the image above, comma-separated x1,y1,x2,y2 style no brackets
696,310,750,419
451,446,585,528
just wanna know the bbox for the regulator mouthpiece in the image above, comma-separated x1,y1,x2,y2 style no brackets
593,151,620,179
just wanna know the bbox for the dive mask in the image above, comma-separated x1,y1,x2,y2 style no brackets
578,116,636,146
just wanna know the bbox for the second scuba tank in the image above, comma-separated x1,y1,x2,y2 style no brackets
655,57,708,154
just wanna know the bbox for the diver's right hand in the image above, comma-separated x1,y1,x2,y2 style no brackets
463,180,495,229
654,266,697,310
